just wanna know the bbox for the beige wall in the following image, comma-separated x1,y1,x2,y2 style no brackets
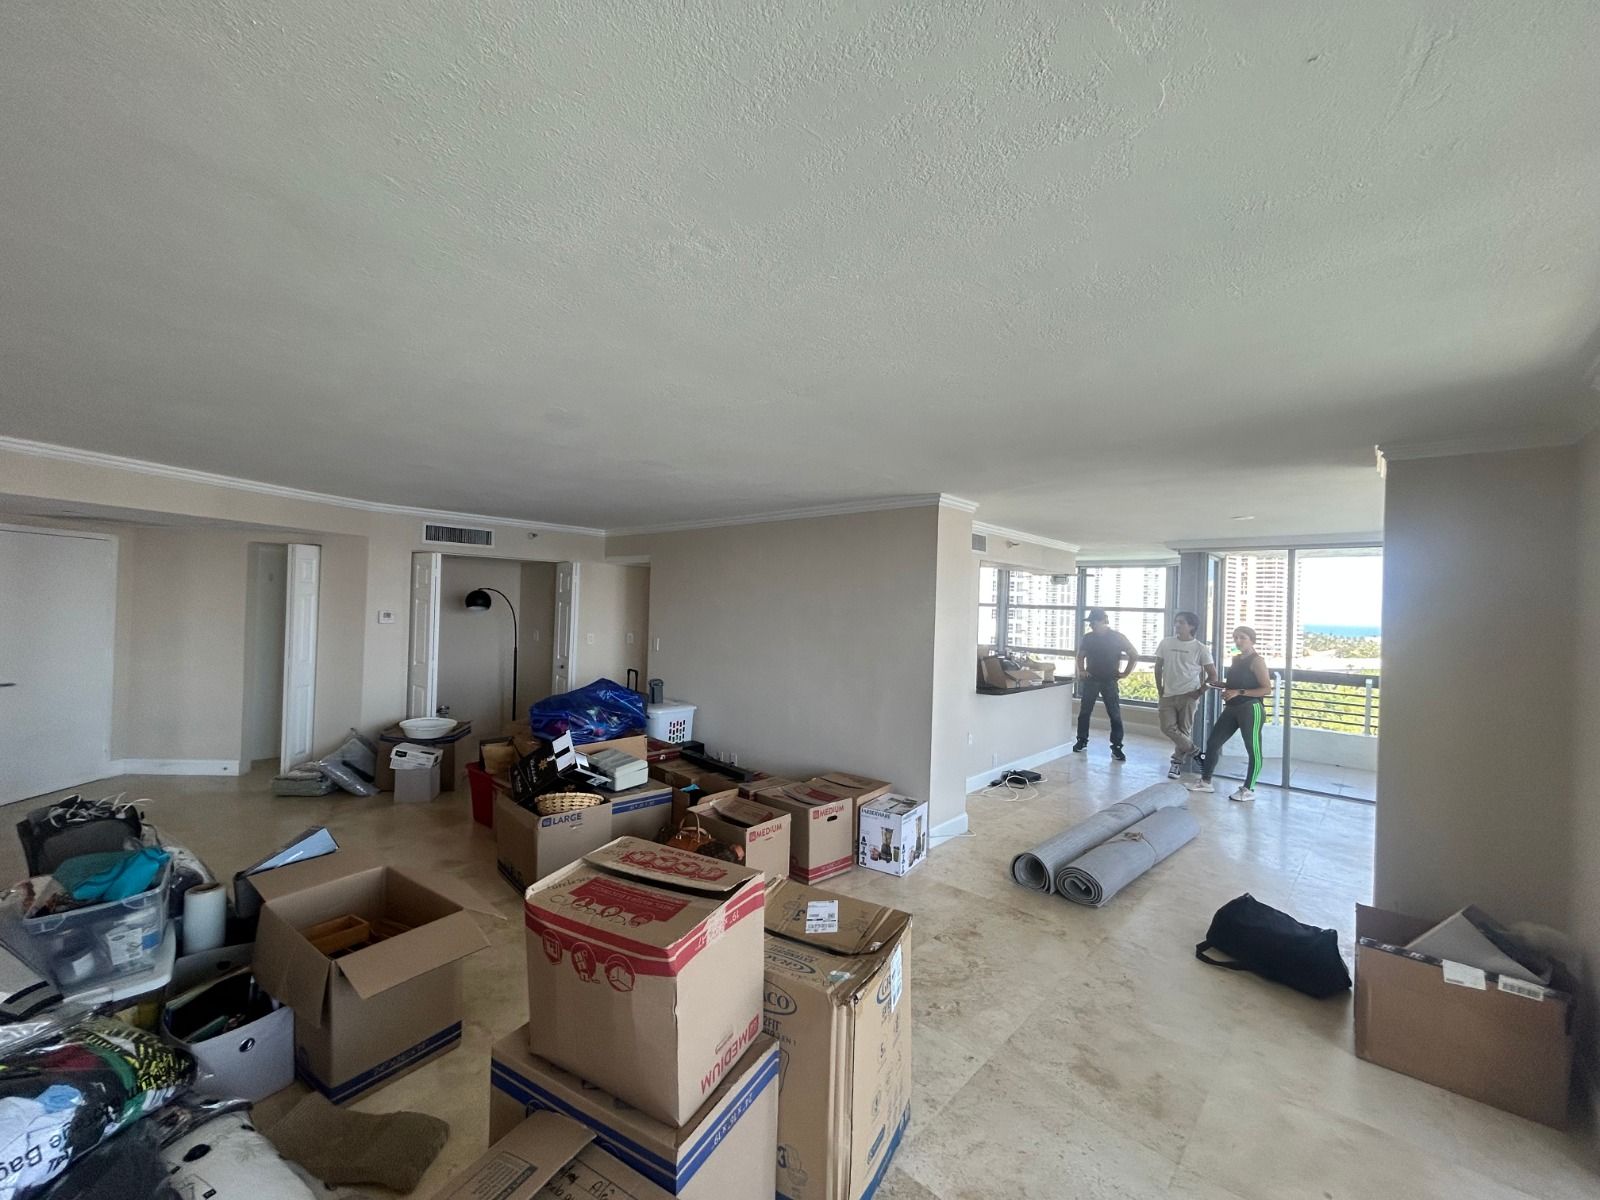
574,563,649,690
638,507,949,821
1375,446,1578,928
1571,428,1600,1089
438,557,523,748
930,507,980,814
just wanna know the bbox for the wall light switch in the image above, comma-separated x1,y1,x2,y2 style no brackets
966,732,974,746
585,632,595,645
377,609,396,624
626,631,636,645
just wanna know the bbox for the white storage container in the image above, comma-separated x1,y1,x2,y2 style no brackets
646,701,696,744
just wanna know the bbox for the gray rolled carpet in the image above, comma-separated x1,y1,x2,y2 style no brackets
1009,787,1180,893
1054,804,1201,906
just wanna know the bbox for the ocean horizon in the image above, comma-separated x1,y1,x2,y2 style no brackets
1304,622,1381,637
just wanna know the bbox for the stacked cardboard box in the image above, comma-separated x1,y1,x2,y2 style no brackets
763,879,913,1199
491,837,780,1197
739,772,890,884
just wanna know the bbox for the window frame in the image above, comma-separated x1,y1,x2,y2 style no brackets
981,562,1178,707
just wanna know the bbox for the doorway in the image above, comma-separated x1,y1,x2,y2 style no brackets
241,543,287,768
0,525,117,804
1206,547,1382,801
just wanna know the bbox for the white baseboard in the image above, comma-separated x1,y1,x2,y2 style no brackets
930,811,969,848
966,741,1075,795
109,758,243,777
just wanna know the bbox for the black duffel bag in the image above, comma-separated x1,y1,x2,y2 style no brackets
1195,893,1352,998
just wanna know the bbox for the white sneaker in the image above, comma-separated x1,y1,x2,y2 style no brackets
1186,780,1215,793
1229,787,1256,803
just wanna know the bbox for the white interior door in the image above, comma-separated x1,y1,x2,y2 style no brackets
0,526,117,804
280,543,320,773
408,551,442,719
552,561,578,694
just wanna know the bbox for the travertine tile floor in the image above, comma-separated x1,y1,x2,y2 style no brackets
16,732,1598,1198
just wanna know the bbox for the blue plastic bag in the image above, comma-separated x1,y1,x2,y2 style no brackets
528,679,647,744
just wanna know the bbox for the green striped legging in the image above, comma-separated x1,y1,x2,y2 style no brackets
1200,700,1264,787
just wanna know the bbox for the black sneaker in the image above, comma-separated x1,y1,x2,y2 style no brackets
1072,741,1088,753
1111,746,1126,762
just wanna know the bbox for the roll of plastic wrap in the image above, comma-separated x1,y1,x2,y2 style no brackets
182,883,227,955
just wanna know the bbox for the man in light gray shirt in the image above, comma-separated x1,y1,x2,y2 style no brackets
1153,611,1217,779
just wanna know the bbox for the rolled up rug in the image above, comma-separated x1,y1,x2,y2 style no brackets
1055,805,1201,906
1010,787,1179,893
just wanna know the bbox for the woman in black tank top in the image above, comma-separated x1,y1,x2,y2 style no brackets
1188,626,1273,801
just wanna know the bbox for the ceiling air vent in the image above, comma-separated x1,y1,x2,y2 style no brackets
423,523,494,547
971,533,988,553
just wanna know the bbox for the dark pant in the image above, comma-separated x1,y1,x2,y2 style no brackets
1202,700,1264,787
1077,677,1124,748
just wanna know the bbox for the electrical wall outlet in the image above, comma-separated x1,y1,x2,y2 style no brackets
377,609,396,624
966,732,974,745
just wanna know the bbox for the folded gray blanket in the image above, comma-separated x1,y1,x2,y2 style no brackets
1055,805,1201,906
1010,787,1180,893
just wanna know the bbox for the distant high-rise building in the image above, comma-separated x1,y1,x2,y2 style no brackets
1223,556,1289,662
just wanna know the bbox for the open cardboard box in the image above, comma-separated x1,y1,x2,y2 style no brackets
763,879,912,1200
1354,904,1576,1127
523,837,766,1126
743,778,854,883
252,851,493,1104
686,792,792,883
494,779,675,892
430,1110,673,1200
490,1027,779,1200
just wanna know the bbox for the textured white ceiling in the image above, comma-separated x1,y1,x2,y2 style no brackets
3,2,1598,551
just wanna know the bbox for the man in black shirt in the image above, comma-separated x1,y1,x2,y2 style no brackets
1073,608,1139,761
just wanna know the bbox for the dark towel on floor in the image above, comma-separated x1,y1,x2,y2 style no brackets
263,1093,448,1192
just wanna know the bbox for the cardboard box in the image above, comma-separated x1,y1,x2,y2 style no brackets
430,1110,673,1200
856,795,930,877
1354,904,1575,1127
490,1026,780,1200
687,794,793,884
763,880,912,1200
494,782,675,891
523,838,766,1126
510,722,647,763
744,780,854,884
393,759,442,804
253,852,492,1105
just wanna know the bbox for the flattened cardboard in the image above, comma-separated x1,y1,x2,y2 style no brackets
763,879,912,1200
687,794,792,884
254,859,489,1105
523,837,766,1126
742,781,853,883
490,1027,779,1200
1354,904,1575,1127
429,1110,672,1200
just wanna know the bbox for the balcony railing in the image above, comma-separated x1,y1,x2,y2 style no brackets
1263,669,1380,736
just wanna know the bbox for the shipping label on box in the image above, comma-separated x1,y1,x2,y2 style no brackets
489,1026,779,1200
253,853,492,1105
762,880,912,1200
522,838,767,1126
856,795,930,877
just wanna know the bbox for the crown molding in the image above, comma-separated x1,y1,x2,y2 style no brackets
1166,532,1384,552
971,521,1079,555
1376,427,1586,463
607,494,962,537
0,436,609,537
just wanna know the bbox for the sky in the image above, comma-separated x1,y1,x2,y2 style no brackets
1296,554,1383,629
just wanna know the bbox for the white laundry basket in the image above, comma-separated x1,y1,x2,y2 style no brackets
646,701,696,745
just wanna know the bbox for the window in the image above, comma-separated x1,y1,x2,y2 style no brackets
980,562,1176,703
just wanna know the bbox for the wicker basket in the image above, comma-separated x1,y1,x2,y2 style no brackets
535,791,604,817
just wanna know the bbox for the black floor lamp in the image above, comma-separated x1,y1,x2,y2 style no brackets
464,587,519,723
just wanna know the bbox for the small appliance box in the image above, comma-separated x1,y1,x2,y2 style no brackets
429,1110,673,1200
762,880,912,1200
493,790,613,893
490,1027,779,1200
687,794,792,884
252,851,492,1105
742,779,854,884
522,837,766,1127
1354,904,1576,1127
856,795,930,877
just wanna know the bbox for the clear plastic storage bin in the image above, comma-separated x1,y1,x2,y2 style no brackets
22,864,172,990
645,701,696,744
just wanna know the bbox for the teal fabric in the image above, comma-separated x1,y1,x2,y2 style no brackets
55,847,170,902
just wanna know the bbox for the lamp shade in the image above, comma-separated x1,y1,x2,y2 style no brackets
464,588,493,611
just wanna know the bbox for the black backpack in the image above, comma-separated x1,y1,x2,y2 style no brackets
1196,894,1352,998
